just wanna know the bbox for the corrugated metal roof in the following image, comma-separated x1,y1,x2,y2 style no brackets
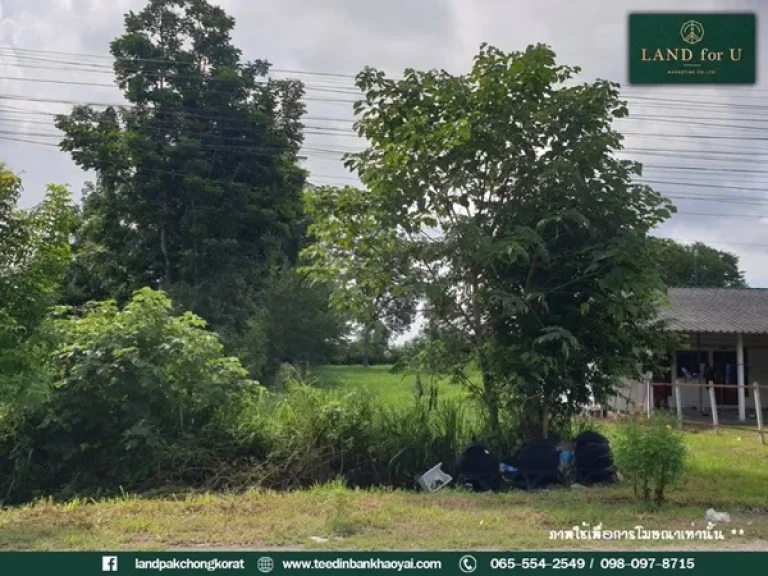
661,288,768,334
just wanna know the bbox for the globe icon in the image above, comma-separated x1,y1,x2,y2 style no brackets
257,556,274,573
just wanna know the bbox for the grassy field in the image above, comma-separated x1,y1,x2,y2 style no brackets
312,365,472,407
1,365,767,551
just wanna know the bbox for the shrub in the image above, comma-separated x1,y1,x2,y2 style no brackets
0,288,263,503
612,413,687,504
0,168,76,408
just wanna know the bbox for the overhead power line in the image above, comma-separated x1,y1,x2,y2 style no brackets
7,49,768,107
0,46,367,80
6,45,768,99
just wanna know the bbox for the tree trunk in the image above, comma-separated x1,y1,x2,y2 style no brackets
482,369,500,434
160,223,172,289
471,275,499,433
190,197,199,288
541,403,551,439
362,325,371,368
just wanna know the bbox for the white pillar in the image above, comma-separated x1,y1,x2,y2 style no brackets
671,355,677,409
753,382,764,445
737,333,746,421
708,349,714,411
645,372,652,417
708,382,719,435
698,357,704,413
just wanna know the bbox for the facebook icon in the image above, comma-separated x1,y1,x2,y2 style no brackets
102,556,118,571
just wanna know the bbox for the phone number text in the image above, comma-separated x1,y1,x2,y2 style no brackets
490,557,696,570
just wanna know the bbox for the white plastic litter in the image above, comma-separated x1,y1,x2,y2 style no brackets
417,462,453,492
705,508,731,523
570,483,586,490
309,536,329,543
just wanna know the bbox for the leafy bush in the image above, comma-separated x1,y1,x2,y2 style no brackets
0,167,76,407
0,288,263,503
612,414,687,504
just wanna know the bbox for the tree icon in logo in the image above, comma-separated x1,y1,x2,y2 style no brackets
681,20,705,44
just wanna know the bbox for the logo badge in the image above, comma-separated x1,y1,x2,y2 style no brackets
459,554,478,574
257,556,275,573
681,20,705,44
101,556,118,572
629,13,754,85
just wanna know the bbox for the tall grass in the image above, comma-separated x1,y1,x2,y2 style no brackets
254,378,481,490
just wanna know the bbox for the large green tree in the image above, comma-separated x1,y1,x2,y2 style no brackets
235,269,350,381
302,44,674,436
57,0,306,335
651,238,747,288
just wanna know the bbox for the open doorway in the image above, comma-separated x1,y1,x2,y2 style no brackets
712,349,749,406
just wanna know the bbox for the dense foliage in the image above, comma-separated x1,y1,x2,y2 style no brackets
334,321,395,366
0,165,76,406
0,289,261,502
56,0,306,338
651,238,747,288
235,269,349,382
303,44,674,436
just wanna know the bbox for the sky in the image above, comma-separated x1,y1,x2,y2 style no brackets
1,0,768,284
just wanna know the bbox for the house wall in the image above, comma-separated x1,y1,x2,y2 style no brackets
609,331,768,413
610,378,648,412
673,332,768,411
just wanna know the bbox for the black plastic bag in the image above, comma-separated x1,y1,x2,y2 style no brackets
507,438,561,490
456,443,502,492
573,430,616,485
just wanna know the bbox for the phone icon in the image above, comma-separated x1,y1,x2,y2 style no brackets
459,555,478,573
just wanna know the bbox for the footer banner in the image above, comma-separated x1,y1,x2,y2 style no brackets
0,552,766,575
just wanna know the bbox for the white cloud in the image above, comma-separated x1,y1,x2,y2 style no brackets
1,0,767,283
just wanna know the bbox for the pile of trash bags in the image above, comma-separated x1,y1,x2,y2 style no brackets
451,431,616,492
